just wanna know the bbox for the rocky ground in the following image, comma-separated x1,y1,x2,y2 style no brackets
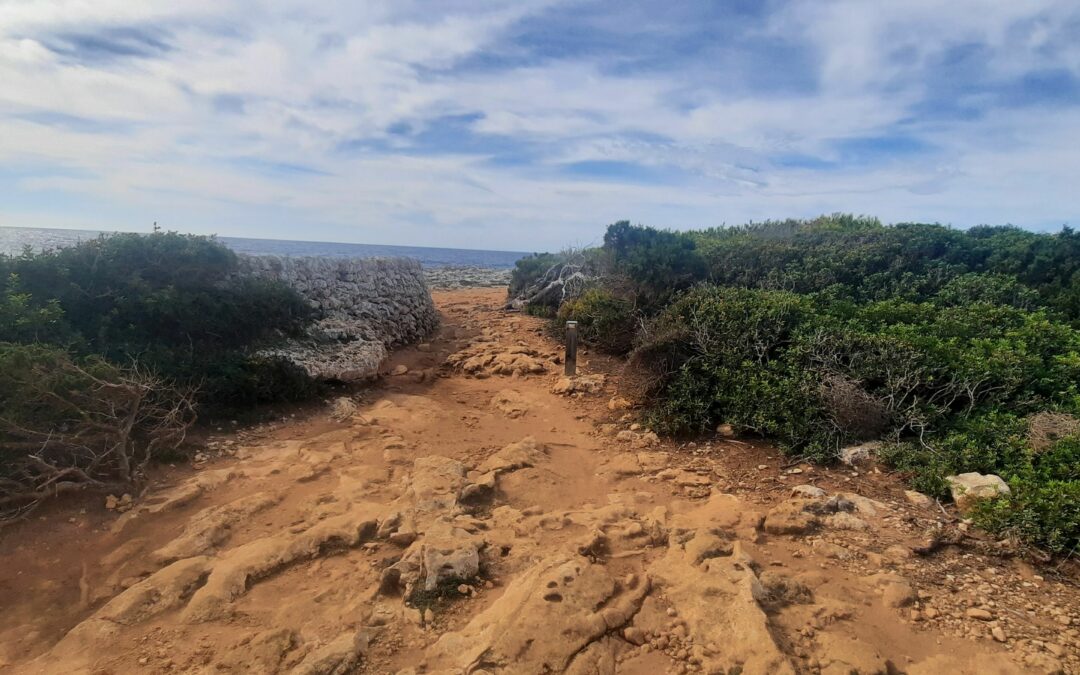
423,266,511,289
0,288,1077,675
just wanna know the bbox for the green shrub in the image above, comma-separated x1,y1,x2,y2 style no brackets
509,252,562,298
968,435,1080,552
557,288,637,354
528,215,1080,553
604,221,706,307
0,275,68,344
0,232,316,411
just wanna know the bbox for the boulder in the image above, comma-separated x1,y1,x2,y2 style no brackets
904,490,935,509
838,441,881,466
790,485,827,499
946,473,1010,513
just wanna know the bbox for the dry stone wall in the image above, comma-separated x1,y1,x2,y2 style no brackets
239,255,438,381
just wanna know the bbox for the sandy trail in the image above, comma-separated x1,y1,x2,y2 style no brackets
1,288,1077,674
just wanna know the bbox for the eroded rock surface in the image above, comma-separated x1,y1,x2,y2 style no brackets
4,288,1062,675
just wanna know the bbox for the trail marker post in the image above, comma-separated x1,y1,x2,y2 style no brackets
565,321,578,376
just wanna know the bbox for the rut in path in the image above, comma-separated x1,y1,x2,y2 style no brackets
0,288,1074,675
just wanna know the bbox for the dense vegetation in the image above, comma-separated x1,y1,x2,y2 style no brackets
512,215,1080,553
0,232,317,514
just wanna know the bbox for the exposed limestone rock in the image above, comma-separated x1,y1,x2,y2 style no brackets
289,630,369,675
815,632,888,675
647,540,795,674
551,374,606,395
476,436,549,476
152,492,282,563
258,338,387,382
869,573,918,609
422,556,651,673
182,503,382,622
383,520,484,599
42,557,214,667
240,255,437,382
615,430,660,448
791,484,827,498
764,499,820,535
111,468,241,533
946,472,1011,513
447,342,548,377
904,489,935,508
328,397,359,421
839,441,881,466
218,628,300,673
489,389,529,418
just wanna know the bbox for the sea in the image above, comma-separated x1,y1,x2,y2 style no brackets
0,226,529,270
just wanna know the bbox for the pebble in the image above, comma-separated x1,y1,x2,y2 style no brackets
966,608,994,621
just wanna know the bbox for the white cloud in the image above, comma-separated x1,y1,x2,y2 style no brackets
0,0,1077,250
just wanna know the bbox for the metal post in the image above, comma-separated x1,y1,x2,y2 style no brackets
565,321,578,376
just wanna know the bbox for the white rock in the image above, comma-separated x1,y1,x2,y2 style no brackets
904,490,935,509
839,441,882,466
791,485,827,498
946,473,1010,513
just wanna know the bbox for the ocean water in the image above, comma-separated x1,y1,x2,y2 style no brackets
0,226,529,270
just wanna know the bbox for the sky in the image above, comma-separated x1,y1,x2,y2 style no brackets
1,1,1079,251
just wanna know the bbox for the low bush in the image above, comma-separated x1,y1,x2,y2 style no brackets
524,216,1080,553
0,232,322,515
0,232,317,410
604,221,705,307
556,288,637,355
509,253,563,298
632,283,1080,549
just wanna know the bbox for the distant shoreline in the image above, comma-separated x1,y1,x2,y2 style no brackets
0,225,529,270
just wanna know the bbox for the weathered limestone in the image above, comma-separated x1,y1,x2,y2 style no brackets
946,472,1011,513
239,255,438,381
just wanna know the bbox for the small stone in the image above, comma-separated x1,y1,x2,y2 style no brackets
790,481,820,496
992,627,1007,642
392,364,409,376
666,607,678,617
623,626,646,645
966,608,994,621
904,490,935,508
946,473,1010,513
839,442,880,466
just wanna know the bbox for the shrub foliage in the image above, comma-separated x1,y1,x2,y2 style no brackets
536,215,1080,552
0,232,318,514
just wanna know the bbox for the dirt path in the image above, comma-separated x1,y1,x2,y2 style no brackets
1,288,1078,674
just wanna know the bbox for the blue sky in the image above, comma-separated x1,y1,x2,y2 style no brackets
1,0,1078,251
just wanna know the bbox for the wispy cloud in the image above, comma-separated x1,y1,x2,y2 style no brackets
0,0,1078,250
